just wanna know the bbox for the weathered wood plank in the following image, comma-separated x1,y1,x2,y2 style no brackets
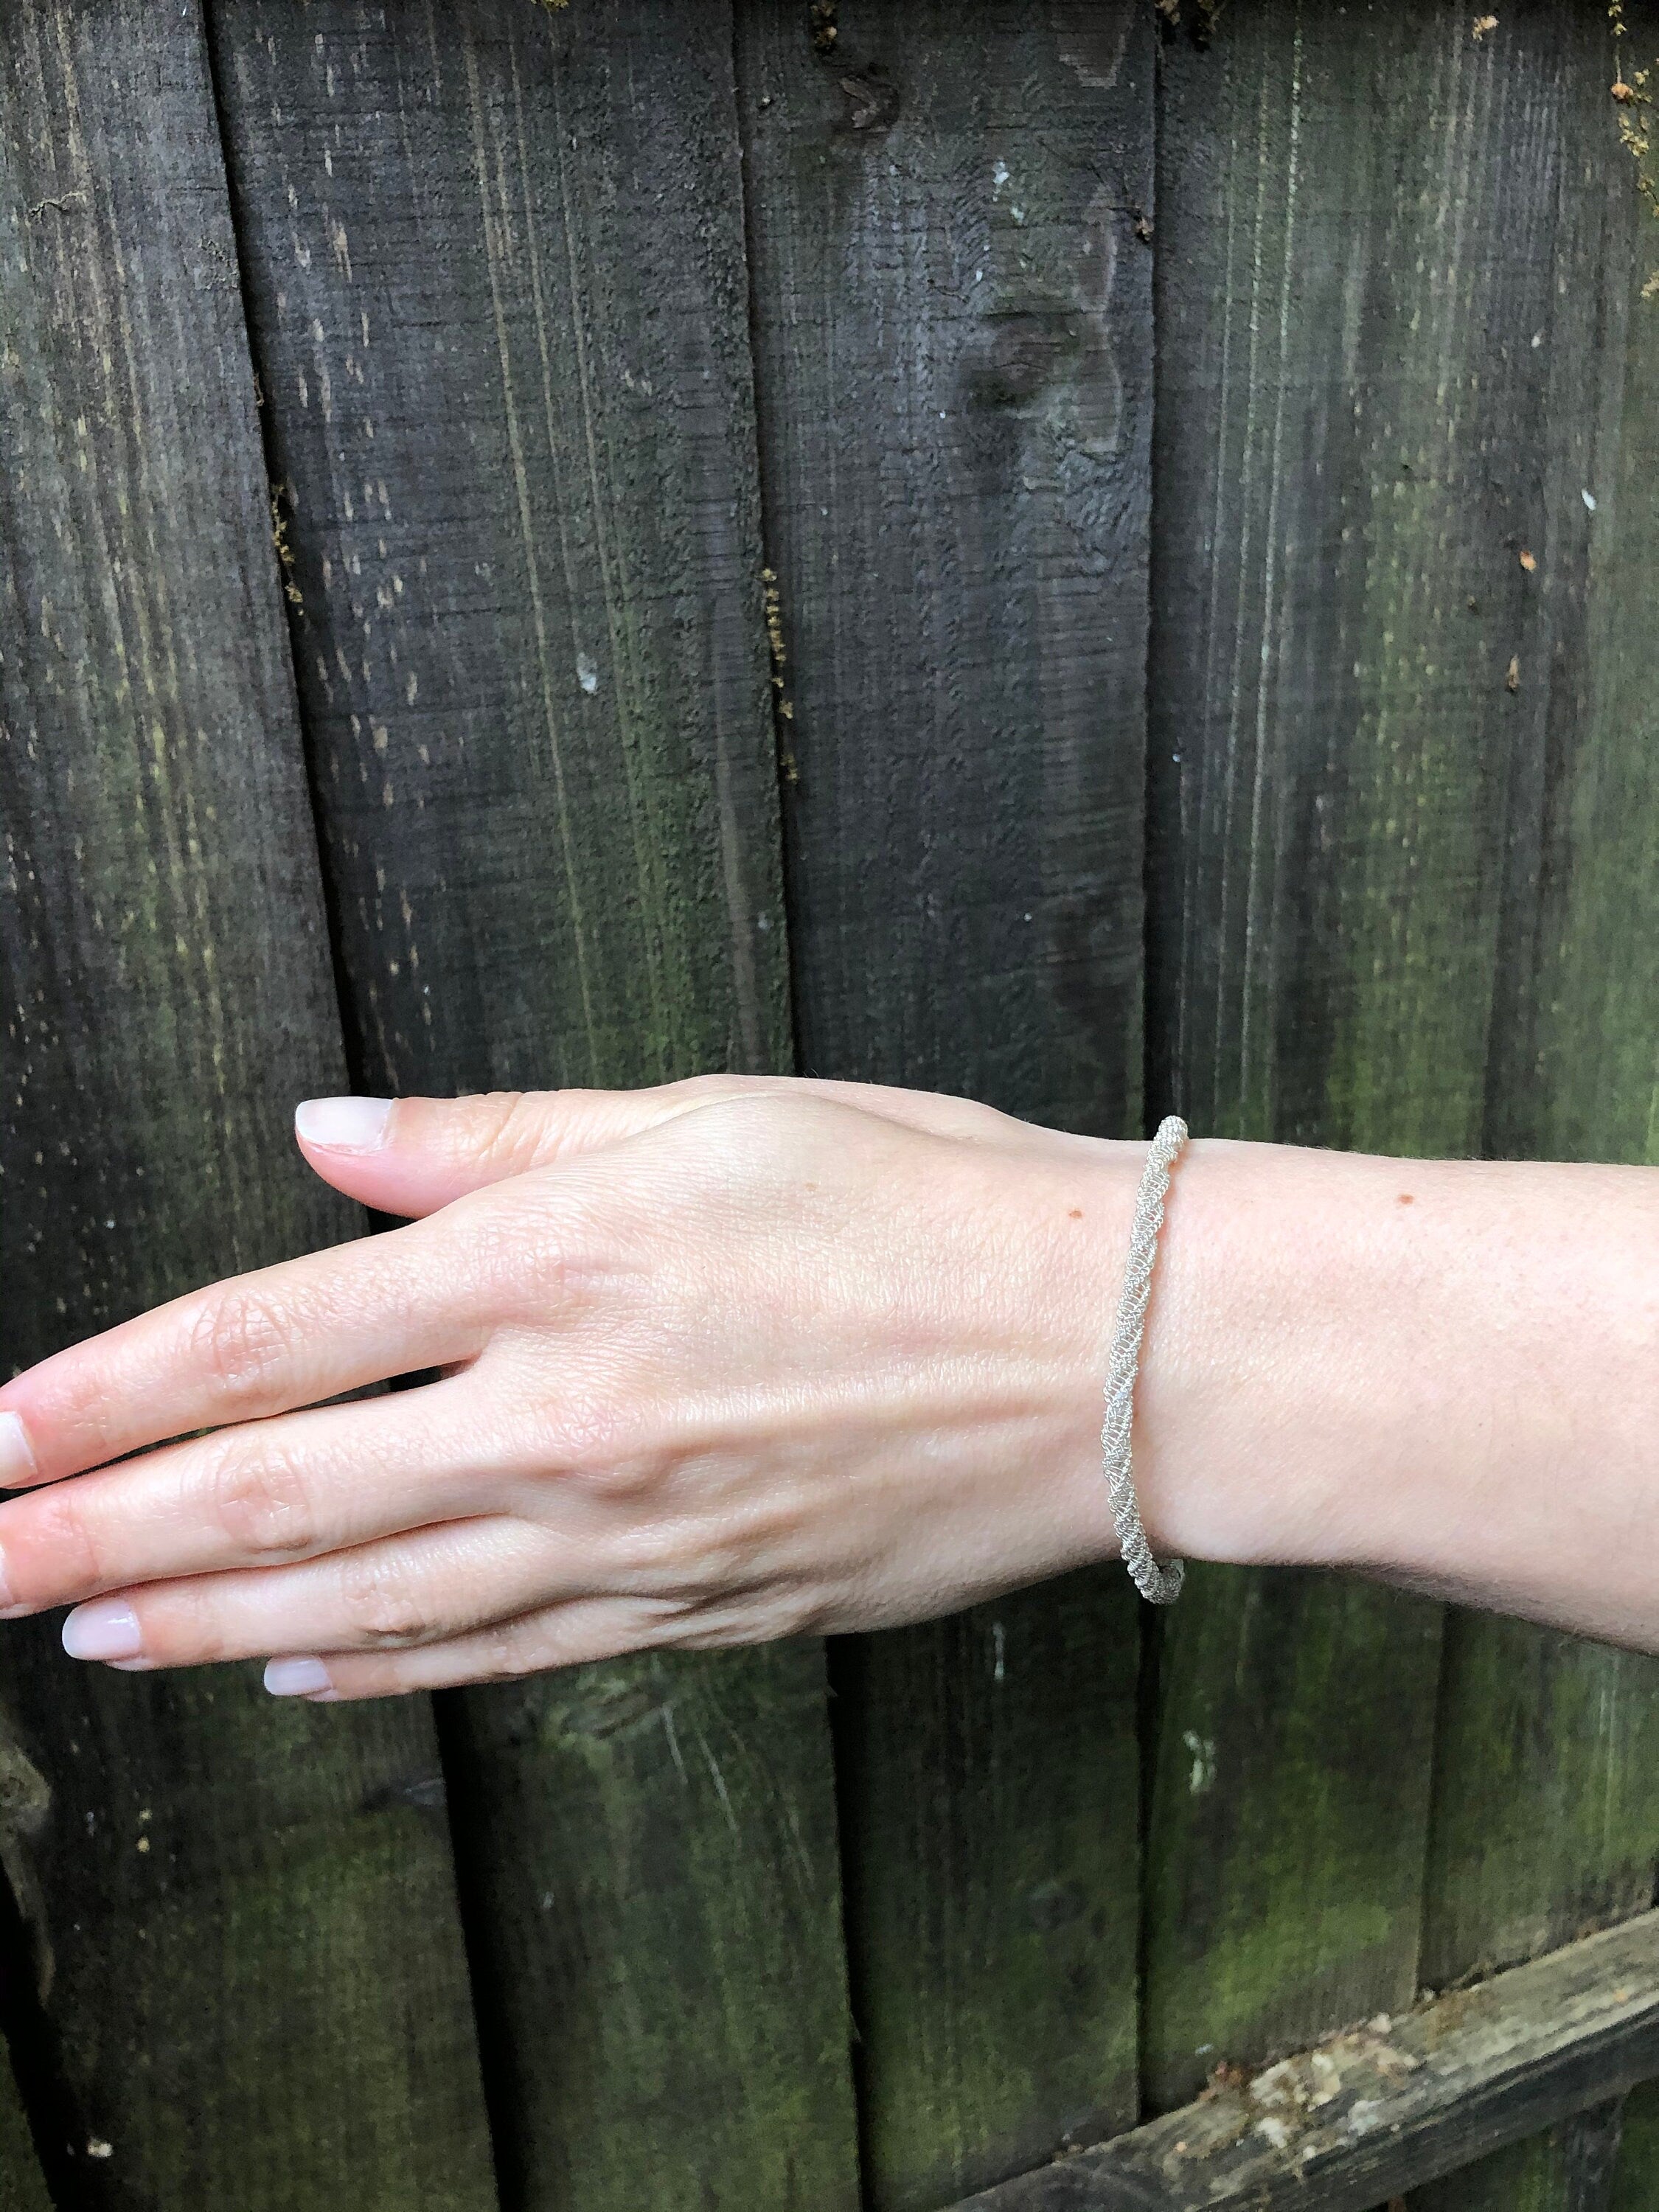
1419,0,1659,1989
0,2049,49,2212
1416,2101,1629,2212
1414,15,1659,2212
0,1711,53,2212
734,4,1154,2202
1613,2080,1659,2212
0,4,495,2205
206,4,861,2206
951,1913,1659,2212
1142,0,1615,2108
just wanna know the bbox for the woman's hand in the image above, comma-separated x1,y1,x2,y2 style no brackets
0,1079,1153,1700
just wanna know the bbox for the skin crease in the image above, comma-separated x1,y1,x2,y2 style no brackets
0,1074,1652,1702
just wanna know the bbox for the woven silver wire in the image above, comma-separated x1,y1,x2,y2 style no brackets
1102,1116,1187,1604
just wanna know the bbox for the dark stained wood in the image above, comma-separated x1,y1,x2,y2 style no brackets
0,1710,53,2212
206,4,861,2205
0,3,497,2207
1416,2101,1629,2212
1419,0,1659,1992
1613,2081,1659,2212
950,1914,1659,2212
0,2053,49,2212
1144,1569,1441,2108
1141,0,1628,2110
1414,15,1659,2212
734,3,1155,2202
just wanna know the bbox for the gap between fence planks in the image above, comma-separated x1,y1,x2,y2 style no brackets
734,4,1154,2204
206,4,862,2207
949,1910,1659,2212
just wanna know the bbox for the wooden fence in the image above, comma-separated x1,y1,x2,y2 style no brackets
2,1,1657,2208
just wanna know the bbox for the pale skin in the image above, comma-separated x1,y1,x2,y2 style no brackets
0,1075,1653,1702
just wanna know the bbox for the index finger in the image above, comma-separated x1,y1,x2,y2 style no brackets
0,1217,487,1491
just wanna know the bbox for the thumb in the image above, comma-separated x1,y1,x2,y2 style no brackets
293,1085,706,1217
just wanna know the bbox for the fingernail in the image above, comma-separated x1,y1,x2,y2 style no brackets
0,1549,15,1615
264,1655,333,1698
294,1097,393,1151
62,1601,143,1663
0,1411,38,1489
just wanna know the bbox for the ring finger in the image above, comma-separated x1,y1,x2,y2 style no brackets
0,1377,519,1616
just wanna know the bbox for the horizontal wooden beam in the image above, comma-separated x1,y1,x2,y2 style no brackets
954,1910,1659,2212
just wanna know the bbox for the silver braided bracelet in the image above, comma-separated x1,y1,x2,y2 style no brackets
1102,1115,1188,1604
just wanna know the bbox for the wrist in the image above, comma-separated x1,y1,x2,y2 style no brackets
1127,1138,1382,1574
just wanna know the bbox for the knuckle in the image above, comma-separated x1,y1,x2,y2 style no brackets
465,1198,611,1329
187,1283,295,1402
470,1091,543,1172
674,1073,756,1106
29,1489,105,1598
203,1439,317,1560
548,1388,642,1481
337,1550,433,1648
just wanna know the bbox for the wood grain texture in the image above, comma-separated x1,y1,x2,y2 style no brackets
1413,14,1659,2211
1141,0,1624,2110
951,1913,1659,2212
0,2052,49,2212
1416,2101,1630,2212
734,4,1155,2203
0,3,495,2205
0,1706,52,2212
1613,2080,1659,2212
206,4,860,2206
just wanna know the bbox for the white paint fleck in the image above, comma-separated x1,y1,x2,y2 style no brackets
577,654,599,695
992,158,1010,188
1182,1729,1217,1794
1582,488,1598,511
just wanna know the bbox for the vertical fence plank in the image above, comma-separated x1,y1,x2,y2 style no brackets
0,1705,52,2212
0,2056,48,2212
1143,0,1608,2107
206,4,863,2207
0,3,497,2206
1613,2081,1659,2212
1416,2101,1630,2212
1415,8,1659,2210
735,4,1154,2202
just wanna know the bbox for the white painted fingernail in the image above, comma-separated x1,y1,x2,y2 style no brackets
63,1601,143,1662
294,1097,393,1150
0,1411,38,1488
264,1656,333,1698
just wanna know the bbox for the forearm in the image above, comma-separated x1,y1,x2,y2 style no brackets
1,1079,1651,1700
1132,1141,1659,1649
